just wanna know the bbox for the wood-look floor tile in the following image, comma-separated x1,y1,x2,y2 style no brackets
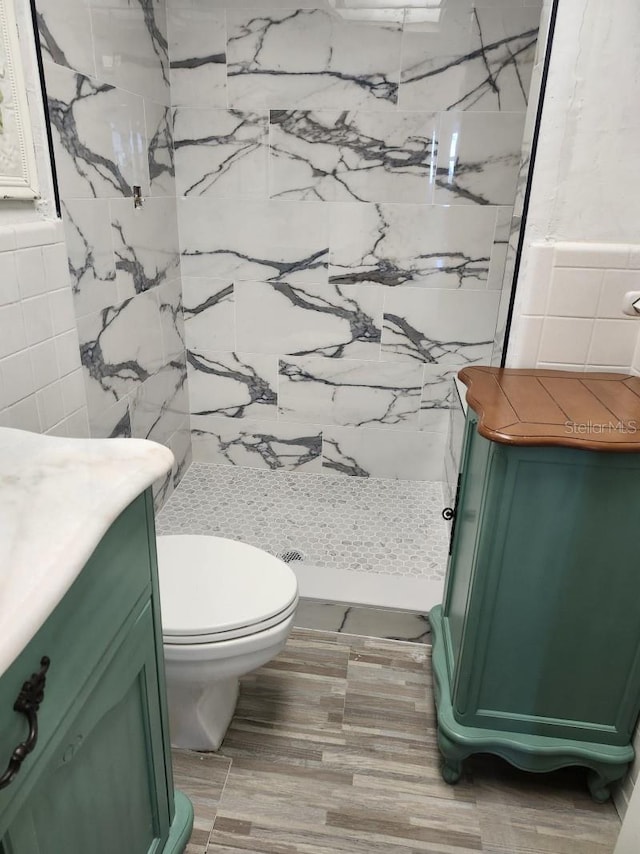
477,801,619,853
172,749,232,853
193,630,621,854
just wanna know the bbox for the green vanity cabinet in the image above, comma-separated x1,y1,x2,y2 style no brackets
431,366,640,801
0,491,193,853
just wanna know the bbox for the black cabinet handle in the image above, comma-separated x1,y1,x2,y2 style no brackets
442,507,455,521
0,657,50,791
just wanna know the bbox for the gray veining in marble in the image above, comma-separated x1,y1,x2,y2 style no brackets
278,356,423,429
187,350,278,420
329,203,496,288
269,109,436,203
191,419,323,472
235,281,383,359
226,8,403,111
46,64,148,199
400,7,539,112
173,109,268,197
381,288,500,365
146,103,176,196
178,198,329,282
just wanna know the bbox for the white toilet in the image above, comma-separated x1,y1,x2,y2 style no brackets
156,534,299,750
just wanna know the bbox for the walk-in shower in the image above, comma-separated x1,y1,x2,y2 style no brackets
36,0,548,628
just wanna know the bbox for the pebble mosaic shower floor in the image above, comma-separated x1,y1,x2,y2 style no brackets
156,464,449,584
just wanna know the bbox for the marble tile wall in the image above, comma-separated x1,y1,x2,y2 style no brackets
172,0,542,480
35,0,191,504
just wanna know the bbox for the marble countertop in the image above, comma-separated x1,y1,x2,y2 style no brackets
0,428,174,678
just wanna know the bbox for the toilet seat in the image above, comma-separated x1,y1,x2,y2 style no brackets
156,534,299,645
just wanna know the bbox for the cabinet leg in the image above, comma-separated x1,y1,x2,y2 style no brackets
587,770,614,804
441,758,463,785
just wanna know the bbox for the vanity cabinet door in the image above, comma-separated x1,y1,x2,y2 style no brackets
0,604,171,854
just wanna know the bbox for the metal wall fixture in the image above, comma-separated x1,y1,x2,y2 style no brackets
133,185,144,209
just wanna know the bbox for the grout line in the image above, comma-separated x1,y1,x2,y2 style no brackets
203,756,233,853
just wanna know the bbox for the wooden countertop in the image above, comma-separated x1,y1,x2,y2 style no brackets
458,366,640,451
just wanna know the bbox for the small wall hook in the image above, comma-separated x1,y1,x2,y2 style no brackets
133,185,144,209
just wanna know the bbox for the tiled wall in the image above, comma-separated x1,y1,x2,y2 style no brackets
36,0,191,504
170,0,543,480
508,242,640,372
490,0,554,365
0,221,88,436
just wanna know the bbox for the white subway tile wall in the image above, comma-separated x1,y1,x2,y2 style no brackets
508,241,640,372
0,222,89,437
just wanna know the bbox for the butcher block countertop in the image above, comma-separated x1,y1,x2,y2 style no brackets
458,366,640,451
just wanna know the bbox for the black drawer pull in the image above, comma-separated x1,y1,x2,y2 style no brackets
442,507,455,521
0,657,50,790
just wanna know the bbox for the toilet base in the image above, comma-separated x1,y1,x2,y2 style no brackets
167,676,240,751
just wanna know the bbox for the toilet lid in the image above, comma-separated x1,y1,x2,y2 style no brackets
156,535,298,642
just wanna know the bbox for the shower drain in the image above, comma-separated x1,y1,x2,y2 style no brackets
276,549,306,564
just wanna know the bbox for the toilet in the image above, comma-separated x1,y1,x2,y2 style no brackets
156,534,299,750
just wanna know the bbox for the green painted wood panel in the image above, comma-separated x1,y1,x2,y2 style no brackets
0,495,152,831
0,490,192,851
456,443,640,744
442,416,494,688
441,408,640,764
2,605,168,853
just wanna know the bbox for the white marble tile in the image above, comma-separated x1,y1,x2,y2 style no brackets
322,425,446,480
419,366,460,432
36,0,96,77
226,8,402,111
329,202,497,288
400,7,540,112
434,111,526,205
173,109,268,198
187,350,278,420
89,0,170,104
156,278,185,362
87,394,132,438
269,110,437,203
182,278,235,353
62,200,118,318
169,0,327,6
278,356,423,429
235,280,383,359
168,420,192,487
157,463,448,586
381,287,501,364
191,418,322,471
145,102,176,196
167,6,227,108
77,290,165,416
486,205,514,289
110,197,180,299
178,198,329,282
130,359,188,446
44,63,150,199
294,600,431,642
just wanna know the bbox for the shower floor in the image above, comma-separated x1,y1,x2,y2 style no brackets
156,463,448,612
